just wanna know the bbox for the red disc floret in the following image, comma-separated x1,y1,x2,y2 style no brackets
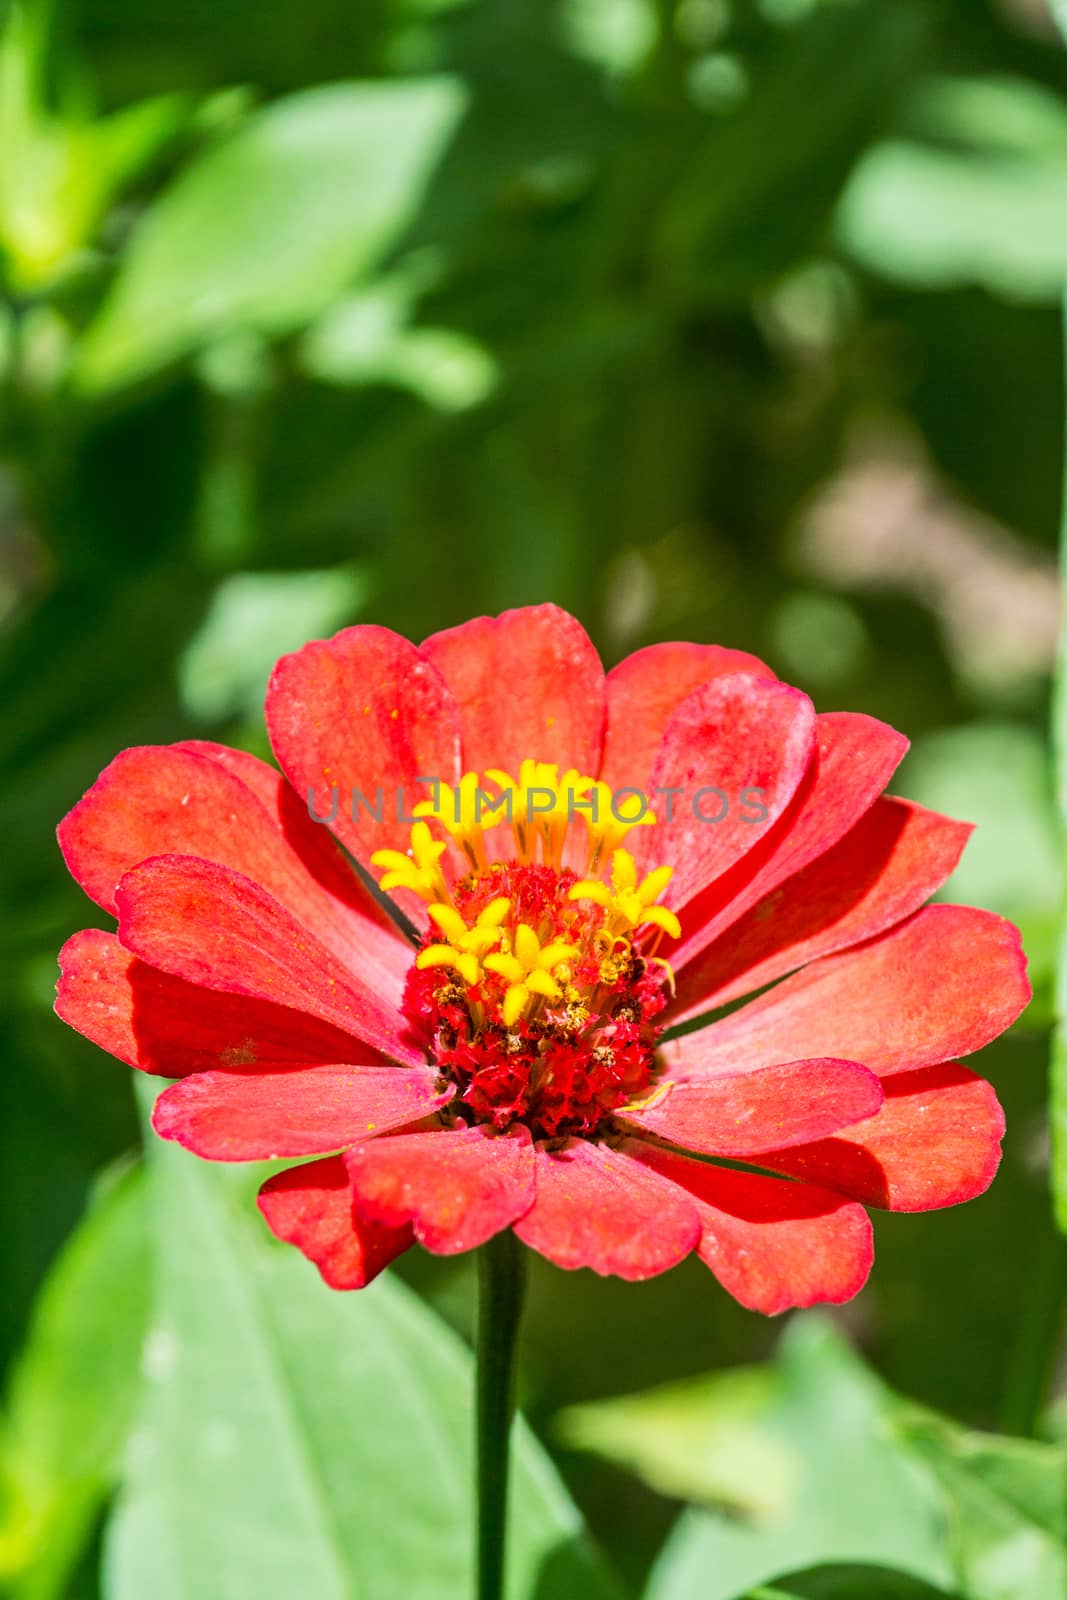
401,861,669,1141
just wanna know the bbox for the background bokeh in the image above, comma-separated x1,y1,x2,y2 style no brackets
2,0,1065,1596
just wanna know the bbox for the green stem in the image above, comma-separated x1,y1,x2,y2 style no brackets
475,1229,527,1600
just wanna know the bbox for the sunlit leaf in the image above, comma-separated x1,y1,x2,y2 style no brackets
0,1163,150,1600
75,79,466,393
0,0,196,293
574,1317,953,1600
838,77,1067,303
895,1408,1067,1599
743,1566,962,1599
104,1079,619,1600
301,281,497,411
178,564,369,723
590,1318,1067,1600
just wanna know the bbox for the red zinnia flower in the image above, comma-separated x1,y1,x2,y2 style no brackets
56,604,1030,1313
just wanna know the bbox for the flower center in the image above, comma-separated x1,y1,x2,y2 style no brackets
373,763,680,1141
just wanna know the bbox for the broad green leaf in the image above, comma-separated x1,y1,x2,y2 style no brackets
0,1162,150,1600
559,0,659,77
895,1409,1067,1599
838,77,1067,303
559,1365,796,1522
301,281,497,411
178,564,369,723
0,0,197,293
105,1079,619,1600
597,1318,1067,1600
75,79,466,394
575,1317,953,1600
300,272,502,409
743,1566,962,1599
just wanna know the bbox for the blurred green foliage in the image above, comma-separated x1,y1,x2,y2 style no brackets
1,0,1065,1594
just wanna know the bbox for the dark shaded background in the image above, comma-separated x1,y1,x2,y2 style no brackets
1,0,1064,1592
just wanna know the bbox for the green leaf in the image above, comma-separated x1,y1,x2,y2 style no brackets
743,1566,962,1599
570,1317,953,1600
895,1408,1067,1600
587,1318,1067,1600
75,79,465,394
0,1162,150,1600
177,564,369,723
0,0,196,295
837,76,1067,303
105,1079,619,1600
300,277,497,412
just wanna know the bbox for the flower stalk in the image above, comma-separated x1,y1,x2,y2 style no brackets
475,1229,527,1600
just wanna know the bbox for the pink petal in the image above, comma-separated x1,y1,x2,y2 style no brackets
514,1139,700,1280
153,1065,450,1160
619,1058,883,1156
58,743,410,996
671,711,908,968
345,1124,534,1254
625,1141,873,1314
665,904,1030,1081
757,1062,1005,1211
599,642,775,796
265,624,461,916
636,675,817,909
669,798,971,1024
421,603,605,777
55,929,371,1075
258,1156,412,1289
114,855,427,1066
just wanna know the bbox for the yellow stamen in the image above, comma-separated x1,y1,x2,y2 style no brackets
484,921,578,1024
415,944,482,987
379,764,680,1027
579,781,656,871
569,849,679,941
370,820,450,904
414,895,513,991
483,760,594,866
413,771,495,872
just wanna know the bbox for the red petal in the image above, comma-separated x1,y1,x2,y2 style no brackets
174,740,407,946
345,1124,534,1254
671,711,907,968
153,1065,450,1160
114,855,426,1066
514,1139,699,1280
57,744,408,995
757,1062,1005,1211
636,675,817,909
421,603,605,777
55,928,380,1075
265,624,461,916
666,905,1030,1081
625,1141,873,1314
599,643,774,796
670,798,970,1024
619,1058,883,1156
258,1156,412,1289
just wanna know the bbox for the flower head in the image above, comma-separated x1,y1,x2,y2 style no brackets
55,605,1030,1312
